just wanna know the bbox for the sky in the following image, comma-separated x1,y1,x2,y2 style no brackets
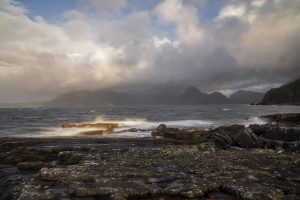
0,0,300,102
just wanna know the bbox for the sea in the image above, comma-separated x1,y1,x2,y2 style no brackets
1,105,300,138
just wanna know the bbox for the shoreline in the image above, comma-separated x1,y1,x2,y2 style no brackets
0,113,300,199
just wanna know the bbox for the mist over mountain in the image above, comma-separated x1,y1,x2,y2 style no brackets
178,87,230,104
42,86,267,107
229,90,264,104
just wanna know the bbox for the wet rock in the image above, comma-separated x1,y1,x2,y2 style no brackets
210,133,232,149
17,161,44,171
263,127,300,141
207,192,236,200
57,151,82,165
261,113,300,125
211,124,245,137
1,134,300,199
249,124,269,136
156,124,167,132
80,130,104,136
127,128,138,132
162,128,183,140
152,124,206,142
232,128,260,148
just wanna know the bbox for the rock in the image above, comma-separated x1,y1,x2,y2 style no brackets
151,131,164,137
210,132,232,149
152,124,183,140
127,128,138,132
61,123,119,129
211,124,245,137
181,130,207,142
80,130,104,136
156,124,167,132
57,151,82,165
162,128,183,140
264,127,300,141
207,192,236,200
232,128,260,148
17,162,44,171
249,124,269,136
261,113,300,125
62,122,119,133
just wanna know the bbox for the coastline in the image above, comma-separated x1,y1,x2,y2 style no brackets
0,113,300,199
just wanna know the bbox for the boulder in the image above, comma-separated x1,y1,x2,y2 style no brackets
162,128,183,140
156,124,167,132
249,124,270,136
57,151,82,165
181,130,207,142
80,130,104,136
17,162,44,171
127,128,138,132
263,127,300,141
232,128,260,148
210,133,232,149
211,124,245,137
260,113,300,125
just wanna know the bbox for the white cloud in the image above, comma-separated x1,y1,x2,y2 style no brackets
0,0,300,102
154,0,203,45
217,4,246,20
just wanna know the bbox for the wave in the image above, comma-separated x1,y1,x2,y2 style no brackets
242,117,267,127
28,116,214,138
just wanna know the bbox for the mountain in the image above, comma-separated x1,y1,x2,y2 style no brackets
178,87,230,104
46,90,134,107
260,78,300,105
229,90,264,104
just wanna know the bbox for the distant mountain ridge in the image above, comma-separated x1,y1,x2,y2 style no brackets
178,87,230,104
229,90,264,104
42,87,262,107
260,78,300,105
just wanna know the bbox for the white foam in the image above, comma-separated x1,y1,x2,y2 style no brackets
30,117,214,138
243,117,267,127
27,127,100,138
221,108,231,111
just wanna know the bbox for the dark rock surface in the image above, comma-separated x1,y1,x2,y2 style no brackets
0,137,300,199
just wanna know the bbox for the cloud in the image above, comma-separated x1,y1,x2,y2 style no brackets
0,0,300,102
154,0,203,45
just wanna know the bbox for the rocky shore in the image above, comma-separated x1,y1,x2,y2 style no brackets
1,113,300,199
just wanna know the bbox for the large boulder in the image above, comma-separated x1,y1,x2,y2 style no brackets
211,124,245,137
210,133,232,149
151,124,206,141
232,128,260,148
263,127,300,141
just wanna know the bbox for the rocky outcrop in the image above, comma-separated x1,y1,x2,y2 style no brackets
152,122,300,152
1,137,300,199
151,124,207,142
61,122,119,134
260,78,300,105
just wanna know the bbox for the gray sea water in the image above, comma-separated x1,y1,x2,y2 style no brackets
0,105,300,138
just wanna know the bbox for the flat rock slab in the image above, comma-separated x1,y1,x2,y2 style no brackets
0,137,300,200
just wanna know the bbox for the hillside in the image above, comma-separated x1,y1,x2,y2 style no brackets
260,79,300,105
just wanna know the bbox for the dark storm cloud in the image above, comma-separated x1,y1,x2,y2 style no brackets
0,0,299,102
